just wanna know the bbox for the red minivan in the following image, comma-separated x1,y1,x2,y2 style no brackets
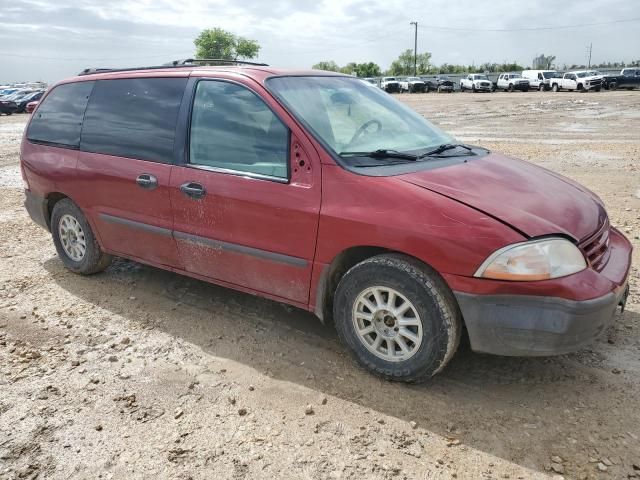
21,61,632,382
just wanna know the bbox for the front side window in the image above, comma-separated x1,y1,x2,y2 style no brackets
189,81,289,179
80,77,187,164
27,81,94,148
267,76,452,158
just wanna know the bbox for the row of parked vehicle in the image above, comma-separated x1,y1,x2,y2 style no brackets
364,67,640,94
0,83,47,115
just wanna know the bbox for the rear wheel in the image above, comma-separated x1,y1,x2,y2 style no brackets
538,84,545,91
610,82,618,90
334,254,462,382
51,198,112,275
552,84,559,92
508,84,514,92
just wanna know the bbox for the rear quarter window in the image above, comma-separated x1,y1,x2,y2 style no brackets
80,77,187,164
26,81,95,148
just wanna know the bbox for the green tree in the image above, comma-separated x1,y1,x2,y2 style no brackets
312,60,341,72
338,62,382,77
388,49,432,76
532,54,556,70
194,28,260,60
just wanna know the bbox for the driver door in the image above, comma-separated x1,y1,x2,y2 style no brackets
170,78,321,305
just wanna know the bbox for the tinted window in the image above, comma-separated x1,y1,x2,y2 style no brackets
26,81,94,148
189,81,289,179
81,77,187,163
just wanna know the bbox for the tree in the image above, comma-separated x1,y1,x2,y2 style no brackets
338,62,382,77
532,54,556,70
312,60,341,72
388,49,432,76
194,28,260,60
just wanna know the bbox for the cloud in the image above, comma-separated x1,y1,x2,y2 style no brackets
0,0,638,83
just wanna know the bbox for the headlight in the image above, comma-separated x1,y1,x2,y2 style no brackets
475,238,587,281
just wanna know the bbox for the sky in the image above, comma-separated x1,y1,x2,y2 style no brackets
1,0,639,84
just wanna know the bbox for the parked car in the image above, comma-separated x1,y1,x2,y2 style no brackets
25,100,39,114
0,98,18,115
15,91,44,113
552,71,603,92
361,78,379,88
496,73,530,92
380,76,400,93
399,76,426,93
21,64,632,382
522,70,563,91
421,76,454,93
460,74,493,92
603,68,640,90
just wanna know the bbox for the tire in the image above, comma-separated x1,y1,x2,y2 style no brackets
610,82,617,91
508,84,514,92
437,86,441,93
51,198,112,275
552,84,559,92
472,84,476,93
577,84,584,91
538,84,545,91
333,254,462,383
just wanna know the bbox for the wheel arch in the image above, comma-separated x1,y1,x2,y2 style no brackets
314,246,445,325
43,192,70,230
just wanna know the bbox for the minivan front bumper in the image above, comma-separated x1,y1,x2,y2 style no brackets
455,285,628,356
446,227,632,356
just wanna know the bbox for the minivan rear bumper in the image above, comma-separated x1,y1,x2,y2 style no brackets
24,190,49,231
454,285,628,356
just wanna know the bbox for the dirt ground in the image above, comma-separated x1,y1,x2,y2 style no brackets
1,90,639,480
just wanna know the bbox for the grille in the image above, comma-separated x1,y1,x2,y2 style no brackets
579,219,611,271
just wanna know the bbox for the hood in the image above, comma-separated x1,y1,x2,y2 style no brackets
399,152,606,241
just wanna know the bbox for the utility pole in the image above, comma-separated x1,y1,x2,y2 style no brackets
410,21,418,75
587,43,593,68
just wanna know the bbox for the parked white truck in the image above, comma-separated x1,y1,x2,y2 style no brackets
460,74,493,92
398,77,426,93
550,71,603,92
522,70,563,91
496,73,530,92
380,77,400,93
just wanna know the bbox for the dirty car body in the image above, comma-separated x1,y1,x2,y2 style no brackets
20,65,632,381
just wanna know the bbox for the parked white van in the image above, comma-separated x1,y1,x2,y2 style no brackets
522,70,563,91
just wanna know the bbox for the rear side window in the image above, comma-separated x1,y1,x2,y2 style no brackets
189,81,289,179
81,77,187,164
26,81,94,148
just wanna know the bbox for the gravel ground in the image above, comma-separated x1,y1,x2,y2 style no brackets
1,90,639,480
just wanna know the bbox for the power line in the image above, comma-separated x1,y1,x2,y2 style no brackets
416,16,640,32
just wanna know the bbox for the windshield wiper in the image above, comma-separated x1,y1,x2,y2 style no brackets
339,149,419,161
419,143,474,158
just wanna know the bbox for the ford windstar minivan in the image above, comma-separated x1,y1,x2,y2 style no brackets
21,59,632,382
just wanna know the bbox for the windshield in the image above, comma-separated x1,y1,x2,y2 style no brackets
267,76,453,157
509,74,522,78
474,75,489,80
576,72,587,78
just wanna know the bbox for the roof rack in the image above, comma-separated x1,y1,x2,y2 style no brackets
78,58,269,76
169,58,269,67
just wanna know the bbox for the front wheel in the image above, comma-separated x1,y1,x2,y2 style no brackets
334,254,462,382
51,198,113,275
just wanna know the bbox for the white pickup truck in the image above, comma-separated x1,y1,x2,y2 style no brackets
460,74,493,92
380,77,400,93
551,71,603,92
398,77,426,93
496,73,530,92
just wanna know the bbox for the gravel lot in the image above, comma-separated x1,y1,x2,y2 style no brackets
1,90,639,480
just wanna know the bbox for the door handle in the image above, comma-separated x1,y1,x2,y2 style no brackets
136,173,158,190
180,182,206,199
